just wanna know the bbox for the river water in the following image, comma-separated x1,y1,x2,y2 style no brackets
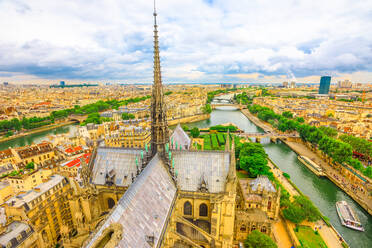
1,105,371,247
0,124,77,151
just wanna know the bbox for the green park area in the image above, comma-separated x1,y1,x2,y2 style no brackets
200,133,232,151
295,225,328,248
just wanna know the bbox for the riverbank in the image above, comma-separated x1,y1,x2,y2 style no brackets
283,140,372,216
0,121,77,144
268,156,346,248
168,114,210,126
240,109,273,132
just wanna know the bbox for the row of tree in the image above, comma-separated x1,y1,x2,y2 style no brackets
0,116,53,133
0,96,153,135
248,104,372,179
339,134,372,159
282,195,322,224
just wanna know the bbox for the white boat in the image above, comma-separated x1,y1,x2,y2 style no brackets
297,155,325,177
336,201,364,231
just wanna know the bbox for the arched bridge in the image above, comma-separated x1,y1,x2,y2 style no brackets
212,98,234,103
68,114,87,123
210,103,244,109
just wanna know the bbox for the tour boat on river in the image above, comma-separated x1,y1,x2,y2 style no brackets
297,155,325,177
336,201,364,231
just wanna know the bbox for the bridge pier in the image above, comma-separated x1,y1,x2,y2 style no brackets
255,137,261,143
270,137,277,143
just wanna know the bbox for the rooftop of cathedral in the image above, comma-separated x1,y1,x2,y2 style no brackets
90,146,231,193
170,123,191,147
172,150,231,193
90,147,143,187
84,153,177,247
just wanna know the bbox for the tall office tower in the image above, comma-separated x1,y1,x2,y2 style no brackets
318,76,331,94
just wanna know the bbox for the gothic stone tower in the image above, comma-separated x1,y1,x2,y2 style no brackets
151,2,169,156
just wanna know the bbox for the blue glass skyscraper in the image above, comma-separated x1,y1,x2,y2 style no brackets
318,76,331,94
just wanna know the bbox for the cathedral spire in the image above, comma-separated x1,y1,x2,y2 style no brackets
151,0,169,156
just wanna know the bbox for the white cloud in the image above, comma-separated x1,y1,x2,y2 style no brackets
0,0,371,83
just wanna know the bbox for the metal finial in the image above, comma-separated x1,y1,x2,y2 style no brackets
153,0,157,25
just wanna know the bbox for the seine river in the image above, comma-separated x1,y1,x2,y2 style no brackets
0,124,78,151
1,105,371,247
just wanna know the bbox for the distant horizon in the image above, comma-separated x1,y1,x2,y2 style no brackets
3,80,370,86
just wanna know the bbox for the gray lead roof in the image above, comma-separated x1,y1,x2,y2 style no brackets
90,148,143,187
85,153,177,248
172,150,231,193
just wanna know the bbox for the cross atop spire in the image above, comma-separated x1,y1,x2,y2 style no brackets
151,0,169,157
153,0,157,25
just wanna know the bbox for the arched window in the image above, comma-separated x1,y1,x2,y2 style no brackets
261,226,267,233
183,201,192,215
240,225,247,232
251,225,256,231
199,203,208,217
107,198,115,209
268,200,272,210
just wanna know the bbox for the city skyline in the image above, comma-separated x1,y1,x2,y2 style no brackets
1,0,372,84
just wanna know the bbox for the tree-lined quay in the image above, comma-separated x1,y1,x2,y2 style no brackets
239,102,372,215
247,104,372,179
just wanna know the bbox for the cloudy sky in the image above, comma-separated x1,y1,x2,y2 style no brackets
1,0,372,84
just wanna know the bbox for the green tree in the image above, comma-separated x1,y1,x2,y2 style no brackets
282,172,290,179
202,104,212,114
319,126,338,138
240,153,270,177
122,113,135,120
25,162,35,170
190,127,200,138
182,125,189,131
296,117,305,123
282,203,306,224
10,118,21,131
244,230,277,248
5,130,13,137
283,195,321,224
282,111,293,118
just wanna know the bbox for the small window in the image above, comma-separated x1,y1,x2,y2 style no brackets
183,201,192,215
199,203,208,217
